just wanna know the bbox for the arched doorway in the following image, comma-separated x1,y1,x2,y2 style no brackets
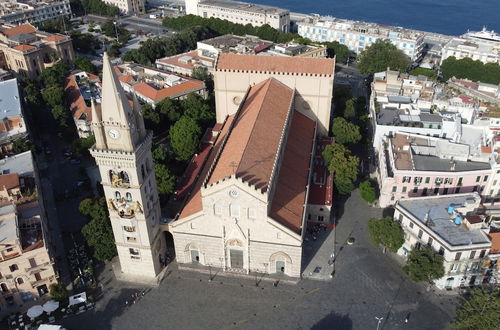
164,231,175,265
269,252,293,276
185,242,201,263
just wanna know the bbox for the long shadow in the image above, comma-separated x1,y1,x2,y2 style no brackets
311,312,353,330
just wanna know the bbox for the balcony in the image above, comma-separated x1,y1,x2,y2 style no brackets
25,261,52,275
30,275,55,288
108,198,143,219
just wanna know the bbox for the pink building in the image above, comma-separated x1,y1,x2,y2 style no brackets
378,133,491,207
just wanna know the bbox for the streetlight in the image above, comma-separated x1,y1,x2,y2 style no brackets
113,21,119,42
375,316,383,330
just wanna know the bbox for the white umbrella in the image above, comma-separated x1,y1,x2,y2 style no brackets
27,305,44,319
42,300,59,314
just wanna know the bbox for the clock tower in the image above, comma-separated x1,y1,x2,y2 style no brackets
90,53,164,279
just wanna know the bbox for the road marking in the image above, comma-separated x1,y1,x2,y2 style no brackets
305,288,320,295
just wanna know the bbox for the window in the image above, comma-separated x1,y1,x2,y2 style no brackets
476,176,481,183
412,187,418,193
248,208,256,219
427,237,433,247
123,226,135,232
414,177,422,185
455,252,462,261
484,175,489,182
402,186,407,193
438,247,444,255
469,250,476,259
455,187,461,193
16,278,24,285
398,214,403,222
409,221,414,229
126,193,132,202
126,236,137,243
444,178,453,185
115,191,121,200
425,177,430,184
230,204,240,218
422,188,428,195
129,248,140,259
402,176,411,183
457,177,463,186
450,263,459,273
417,229,423,239
317,215,324,221
435,177,443,185
9,264,18,272
494,180,497,186
479,249,486,258
214,204,222,216
392,186,397,192
277,232,283,239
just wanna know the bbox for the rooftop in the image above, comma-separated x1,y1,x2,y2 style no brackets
397,194,491,247
0,204,17,244
488,232,500,254
199,0,288,14
216,53,335,75
0,78,21,118
208,78,294,192
0,23,36,37
0,150,33,177
0,173,19,190
157,50,215,72
199,34,273,54
308,138,333,206
133,79,205,101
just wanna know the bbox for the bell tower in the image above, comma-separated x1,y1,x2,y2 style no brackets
90,53,164,279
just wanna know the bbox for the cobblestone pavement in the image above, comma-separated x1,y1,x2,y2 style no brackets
59,190,457,330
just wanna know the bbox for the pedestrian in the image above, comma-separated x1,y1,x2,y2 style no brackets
405,312,411,323
125,300,128,307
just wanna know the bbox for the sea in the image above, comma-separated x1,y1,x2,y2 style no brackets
244,0,500,36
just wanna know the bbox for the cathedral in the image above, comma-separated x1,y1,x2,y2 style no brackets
92,52,335,280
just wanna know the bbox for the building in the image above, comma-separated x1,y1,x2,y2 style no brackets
297,17,424,61
0,23,74,80
264,42,327,58
441,28,500,65
103,0,144,14
115,63,207,106
395,193,492,289
0,78,27,154
0,151,57,309
214,53,335,136
0,0,71,26
448,78,500,105
65,70,102,138
483,232,500,285
196,34,274,58
90,53,165,280
185,0,290,32
156,50,216,76
377,133,491,207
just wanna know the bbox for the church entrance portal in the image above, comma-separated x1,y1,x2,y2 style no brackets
163,231,175,265
230,249,244,268
276,260,285,273
191,250,200,262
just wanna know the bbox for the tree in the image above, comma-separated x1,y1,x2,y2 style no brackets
169,116,202,161
332,117,361,145
367,217,404,252
452,288,500,330
51,104,70,127
12,138,33,154
403,247,444,283
322,144,359,195
158,98,182,123
141,103,159,127
356,39,411,75
154,163,177,197
324,41,349,63
79,197,117,261
43,86,64,107
107,44,121,58
23,81,44,107
359,180,377,203
40,62,69,88
191,66,210,82
74,56,97,73
49,282,68,301
181,93,214,128
343,98,356,119
440,56,500,84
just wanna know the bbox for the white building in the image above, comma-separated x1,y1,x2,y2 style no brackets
441,28,500,65
0,0,71,25
297,17,424,61
395,193,492,289
103,0,144,14
185,0,290,32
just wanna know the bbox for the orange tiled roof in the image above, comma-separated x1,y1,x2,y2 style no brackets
119,74,135,83
43,34,67,42
208,78,294,192
12,44,35,52
113,66,122,75
0,173,20,190
270,111,316,233
158,50,215,71
1,24,36,37
488,232,500,254
133,80,205,101
216,53,335,75
64,74,92,122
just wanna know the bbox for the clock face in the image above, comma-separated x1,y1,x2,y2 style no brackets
108,129,120,139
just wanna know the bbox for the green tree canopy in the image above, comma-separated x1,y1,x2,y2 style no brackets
154,163,177,197
403,247,445,282
332,117,361,145
368,217,404,252
51,104,70,127
452,288,500,330
181,93,214,128
49,283,68,302
74,56,97,73
169,116,202,161
322,144,359,195
75,0,119,17
12,138,34,155
40,62,69,87
79,197,117,261
43,86,65,108
441,56,500,84
158,98,182,123
359,180,377,204
343,98,356,119
23,81,44,107
356,39,411,74
191,66,210,82
324,41,349,63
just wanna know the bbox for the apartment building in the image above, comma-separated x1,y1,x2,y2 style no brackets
377,133,491,207
0,78,27,155
441,28,500,65
185,0,290,32
103,0,145,14
156,50,216,76
265,42,327,58
0,151,56,309
448,78,500,105
297,17,424,61
0,23,74,80
395,193,492,289
115,63,207,106
0,0,71,25
65,70,102,138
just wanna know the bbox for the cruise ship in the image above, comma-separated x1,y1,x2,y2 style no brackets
464,27,500,43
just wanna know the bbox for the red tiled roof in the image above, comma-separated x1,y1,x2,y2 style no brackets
208,78,294,192
64,74,92,122
482,146,492,154
119,74,135,83
270,111,316,234
1,24,36,37
12,44,35,52
113,66,122,75
133,80,205,101
158,50,215,71
178,115,235,219
488,232,500,254
0,173,20,190
216,53,335,75
43,34,67,42
308,138,333,206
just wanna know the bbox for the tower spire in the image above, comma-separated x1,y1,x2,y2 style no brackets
91,98,107,149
